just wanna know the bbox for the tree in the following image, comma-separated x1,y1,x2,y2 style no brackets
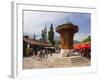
82,35,91,43
33,34,36,40
41,26,47,41
55,40,61,47
44,27,47,41
41,29,45,40
48,24,55,45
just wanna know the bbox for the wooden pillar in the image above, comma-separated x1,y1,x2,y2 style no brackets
61,31,74,49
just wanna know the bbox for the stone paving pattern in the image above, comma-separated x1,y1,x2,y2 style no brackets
23,53,90,69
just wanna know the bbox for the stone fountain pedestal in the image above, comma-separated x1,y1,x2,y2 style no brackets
60,49,74,57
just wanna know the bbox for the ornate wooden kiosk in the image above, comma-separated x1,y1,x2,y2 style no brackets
56,22,78,57
48,23,86,67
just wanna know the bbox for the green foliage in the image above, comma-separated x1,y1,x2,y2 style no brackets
50,24,53,30
41,29,45,40
41,27,47,41
48,24,55,45
55,40,61,47
33,34,36,40
44,27,47,41
82,35,91,43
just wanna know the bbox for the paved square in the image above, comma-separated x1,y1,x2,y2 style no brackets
23,53,90,69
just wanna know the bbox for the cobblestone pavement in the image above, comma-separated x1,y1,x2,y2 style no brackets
23,53,91,69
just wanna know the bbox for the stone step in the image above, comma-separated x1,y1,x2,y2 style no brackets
55,59,69,63
51,62,70,65
71,58,83,61
55,61,85,65
71,57,85,64
49,56,87,66
71,59,84,63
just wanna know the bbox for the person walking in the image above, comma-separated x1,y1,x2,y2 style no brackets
45,49,48,58
42,49,46,59
37,50,41,61
50,49,53,56
32,49,35,59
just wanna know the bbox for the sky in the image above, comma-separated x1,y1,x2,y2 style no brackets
23,10,91,42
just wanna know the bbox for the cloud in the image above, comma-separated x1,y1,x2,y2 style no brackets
74,33,90,42
23,11,74,34
23,10,91,41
